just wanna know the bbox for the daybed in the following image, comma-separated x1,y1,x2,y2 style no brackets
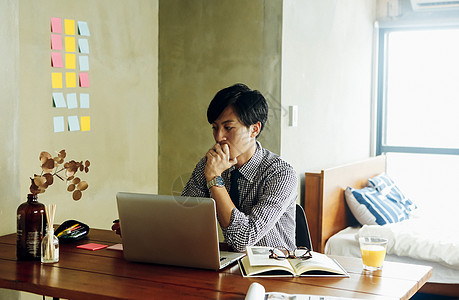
304,155,459,297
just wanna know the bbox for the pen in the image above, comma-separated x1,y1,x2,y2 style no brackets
70,231,87,238
67,225,82,232
57,224,81,237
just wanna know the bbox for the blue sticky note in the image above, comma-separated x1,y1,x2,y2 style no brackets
53,116,65,133
68,116,80,131
52,92,66,108
78,39,89,54
79,56,89,71
67,93,78,109
77,21,90,36
80,93,90,108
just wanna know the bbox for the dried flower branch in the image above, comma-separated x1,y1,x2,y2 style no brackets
30,150,90,201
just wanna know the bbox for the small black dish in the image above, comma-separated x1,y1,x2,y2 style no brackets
55,220,90,243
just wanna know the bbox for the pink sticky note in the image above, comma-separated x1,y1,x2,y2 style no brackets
79,72,90,87
76,243,108,251
51,34,62,50
51,17,62,33
51,52,63,68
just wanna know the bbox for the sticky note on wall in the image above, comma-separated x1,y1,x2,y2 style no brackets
65,53,76,69
52,73,63,88
80,93,90,108
67,93,78,109
78,39,89,54
51,34,62,50
77,21,90,36
65,36,76,52
53,116,65,132
66,72,76,88
68,116,80,131
51,52,63,68
81,116,90,131
51,17,62,33
52,93,66,108
79,73,90,87
79,56,89,71
64,19,75,35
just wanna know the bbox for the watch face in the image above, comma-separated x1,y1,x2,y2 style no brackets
215,176,224,186
208,176,224,189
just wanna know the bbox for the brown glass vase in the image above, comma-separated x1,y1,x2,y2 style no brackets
16,194,47,261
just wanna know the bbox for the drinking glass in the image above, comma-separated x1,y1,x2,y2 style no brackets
359,236,387,271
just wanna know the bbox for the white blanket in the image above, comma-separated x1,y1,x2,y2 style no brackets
357,210,459,269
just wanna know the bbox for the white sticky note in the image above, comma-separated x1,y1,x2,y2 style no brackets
80,93,90,108
53,116,65,133
68,116,80,131
78,39,89,54
67,93,78,109
79,56,89,71
77,21,90,36
52,92,66,108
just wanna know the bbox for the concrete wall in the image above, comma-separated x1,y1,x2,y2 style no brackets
0,0,159,234
158,0,282,195
281,0,376,203
0,0,21,243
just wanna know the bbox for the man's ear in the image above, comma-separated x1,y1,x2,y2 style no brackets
250,122,262,138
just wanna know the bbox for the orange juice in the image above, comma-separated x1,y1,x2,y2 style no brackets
360,244,386,268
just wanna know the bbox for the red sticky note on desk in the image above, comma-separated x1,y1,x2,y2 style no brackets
77,243,108,251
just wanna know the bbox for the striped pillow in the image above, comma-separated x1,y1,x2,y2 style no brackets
368,173,417,213
345,186,410,225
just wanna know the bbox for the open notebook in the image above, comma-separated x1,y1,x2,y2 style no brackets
116,192,244,270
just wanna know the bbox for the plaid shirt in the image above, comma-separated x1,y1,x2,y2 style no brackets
182,141,297,252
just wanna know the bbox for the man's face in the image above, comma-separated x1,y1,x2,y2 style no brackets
211,106,256,160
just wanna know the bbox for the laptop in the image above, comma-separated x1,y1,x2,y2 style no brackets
116,192,245,270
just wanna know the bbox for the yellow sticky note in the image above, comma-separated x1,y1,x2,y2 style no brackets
64,19,75,35
52,73,62,89
66,72,76,88
65,53,76,69
81,116,90,131
65,36,76,52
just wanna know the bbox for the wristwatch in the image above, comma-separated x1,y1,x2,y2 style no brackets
207,176,224,189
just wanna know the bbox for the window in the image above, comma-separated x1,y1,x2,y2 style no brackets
376,25,459,212
377,27,459,155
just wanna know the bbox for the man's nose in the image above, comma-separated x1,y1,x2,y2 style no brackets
214,129,226,143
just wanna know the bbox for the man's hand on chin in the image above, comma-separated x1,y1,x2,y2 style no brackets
205,143,237,181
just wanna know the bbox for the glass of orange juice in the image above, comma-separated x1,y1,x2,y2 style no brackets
359,236,388,271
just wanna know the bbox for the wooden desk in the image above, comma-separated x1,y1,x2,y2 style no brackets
0,229,431,299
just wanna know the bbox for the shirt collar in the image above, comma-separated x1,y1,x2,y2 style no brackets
231,141,263,183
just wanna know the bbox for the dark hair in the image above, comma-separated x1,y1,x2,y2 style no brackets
207,83,268,135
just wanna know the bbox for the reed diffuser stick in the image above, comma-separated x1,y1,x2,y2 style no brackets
43,204,56,261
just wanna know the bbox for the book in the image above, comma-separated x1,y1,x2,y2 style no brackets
239,246,349,277
245,282,355,300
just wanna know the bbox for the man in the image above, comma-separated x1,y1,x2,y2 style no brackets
182,83,298,252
